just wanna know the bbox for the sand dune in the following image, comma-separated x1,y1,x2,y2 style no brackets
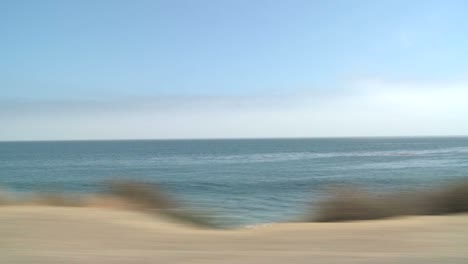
1,206,467,264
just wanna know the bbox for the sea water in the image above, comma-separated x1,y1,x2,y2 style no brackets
1,137,467,226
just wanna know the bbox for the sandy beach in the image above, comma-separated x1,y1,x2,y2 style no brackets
1,206,467,264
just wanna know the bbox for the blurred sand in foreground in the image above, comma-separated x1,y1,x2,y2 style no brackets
1,206,467,264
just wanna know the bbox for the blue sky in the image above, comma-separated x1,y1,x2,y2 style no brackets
2,0,468,140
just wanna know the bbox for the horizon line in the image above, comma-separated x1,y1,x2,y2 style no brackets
1,135,467,143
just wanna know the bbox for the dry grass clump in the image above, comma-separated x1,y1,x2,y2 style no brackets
28,192,84,207
0,181,221,228
104,180,221,228
314,187,392,222
314,179,468,222
105,181,177,210
428,181,468,214
0,189,12,205
0,188,83,207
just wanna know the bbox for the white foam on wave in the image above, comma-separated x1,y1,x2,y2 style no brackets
147,147,468,165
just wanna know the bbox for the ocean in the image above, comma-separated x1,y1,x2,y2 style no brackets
1,137,467,226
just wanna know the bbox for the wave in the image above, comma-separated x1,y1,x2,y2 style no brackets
344,158,467,170
3,147,468,168
147,147,468,165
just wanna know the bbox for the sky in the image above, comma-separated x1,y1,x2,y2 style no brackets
2,0,468,140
